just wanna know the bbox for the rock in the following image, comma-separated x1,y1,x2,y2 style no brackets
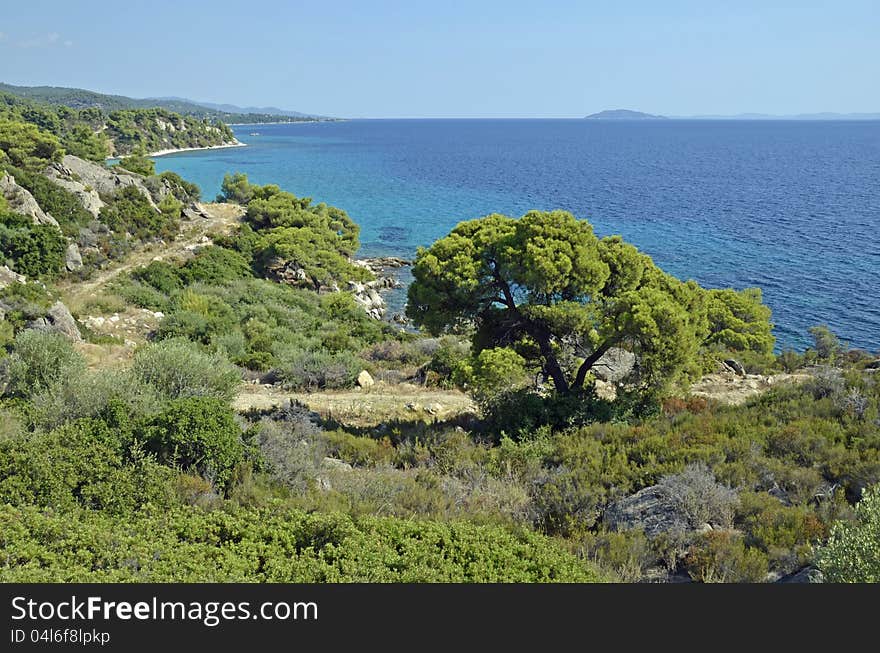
592,347,636,383
44,161,105,218
356,370,375,388
723,358,747,377
0,173,59,226
594,379,618,401
777,566,823,584
0,265,26,289
425,402,443,416
865,360,880,370
65,243,83,271
322,457,353,472
45,155,157,210
27,301,82,341
405,401,422,412
696,522,713,534
604,485,689,537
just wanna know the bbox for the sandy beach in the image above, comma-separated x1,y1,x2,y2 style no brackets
146,139,247,157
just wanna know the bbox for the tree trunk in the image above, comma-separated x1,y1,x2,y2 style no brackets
571,340,615,390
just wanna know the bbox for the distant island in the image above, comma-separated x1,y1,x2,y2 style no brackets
585,108,880,121
584,109,667,120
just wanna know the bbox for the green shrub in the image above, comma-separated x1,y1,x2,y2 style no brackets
181,246,253,285
0,416,175,513
815,485,880,582
0,212,66,278
99,186,177,240
0,503,604,582
136,397,246,487
131,338,240,401
684,531,769,582
275,349,362,391
2,330,86,399
116,153,155,177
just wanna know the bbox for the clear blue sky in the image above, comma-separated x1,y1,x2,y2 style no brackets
1,0,877,118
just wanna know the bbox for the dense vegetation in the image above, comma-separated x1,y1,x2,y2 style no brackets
1,91,236,159
1,96,877,582
0,83,326,126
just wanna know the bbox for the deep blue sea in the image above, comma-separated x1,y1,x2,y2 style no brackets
155,119,880,351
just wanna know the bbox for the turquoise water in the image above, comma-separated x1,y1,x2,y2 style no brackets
154,119,880,351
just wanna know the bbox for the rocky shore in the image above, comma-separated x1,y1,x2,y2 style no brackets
351,256,410,321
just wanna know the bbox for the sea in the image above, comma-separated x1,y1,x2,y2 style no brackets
154,119,880,352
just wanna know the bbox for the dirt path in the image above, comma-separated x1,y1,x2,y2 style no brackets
233,383,477,426
59,202,244,310
690,372,811,405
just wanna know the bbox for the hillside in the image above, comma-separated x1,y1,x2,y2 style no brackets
585,109,667,120
0,102,878,584
0,90,238,158
0,82,330,124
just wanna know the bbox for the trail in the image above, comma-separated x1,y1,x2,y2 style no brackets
59,202,244,310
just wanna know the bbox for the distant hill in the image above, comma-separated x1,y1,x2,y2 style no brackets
155,97,330,120
585,109,667,120
0,83,331,124
675,112,880,121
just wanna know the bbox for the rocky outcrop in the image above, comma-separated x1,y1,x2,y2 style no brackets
592,347,636,382
0,265,26,289
65,243,83,271
26,301,82,341
0,173,59,226
604,485,690,537
43,160,106,218
349,257,408,320
350,280,387,319
45,155,157,209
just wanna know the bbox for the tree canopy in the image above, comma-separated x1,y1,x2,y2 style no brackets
407,210,772,396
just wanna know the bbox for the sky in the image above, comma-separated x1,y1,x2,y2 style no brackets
0,1,878,118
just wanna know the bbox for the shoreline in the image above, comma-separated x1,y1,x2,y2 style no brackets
147,140,247,158
105,140,247,161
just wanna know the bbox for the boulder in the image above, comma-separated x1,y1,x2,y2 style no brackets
65,243,83,271
592,347,636,383
604,485,689,537
0,173,59,226
27,301,82,341
356,370,375,388
723,358,747,377
0,265,26,289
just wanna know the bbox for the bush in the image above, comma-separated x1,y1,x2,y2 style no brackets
276,349,362,391
116,153,155,177
136,397,245,488
131,338,240,401
99,186,177,240
656,463,739,529
684,531,769,583
217,172,255,204
0,503,605,582
0,212,66,278
815,485,880,582
1,330,86,399
0,416,176,513
29,368,161,430
181,246,253,285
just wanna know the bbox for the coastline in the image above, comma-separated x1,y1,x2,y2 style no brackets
105,140,247,161
147,140,247,158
